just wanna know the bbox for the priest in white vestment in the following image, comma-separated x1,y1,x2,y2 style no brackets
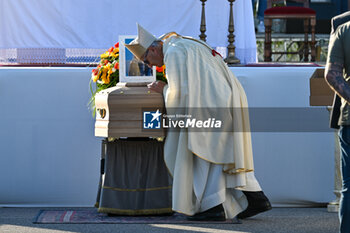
126,24,271,221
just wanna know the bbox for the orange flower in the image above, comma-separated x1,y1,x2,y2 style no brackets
114,62,119,70
92,69,98,75
156,66,164,73
108,47,114,53
100,67,109,84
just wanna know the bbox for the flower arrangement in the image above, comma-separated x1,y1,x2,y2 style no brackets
88,42,167,115
91,42,120,88
156,65,167,83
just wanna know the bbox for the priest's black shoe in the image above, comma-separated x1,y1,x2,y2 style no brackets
187,204,226,221
237,191,272,219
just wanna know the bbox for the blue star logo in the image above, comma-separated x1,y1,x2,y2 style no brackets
143,109,161,129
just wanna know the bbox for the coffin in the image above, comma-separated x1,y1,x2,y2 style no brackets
309,68,334,106
95,82,165,137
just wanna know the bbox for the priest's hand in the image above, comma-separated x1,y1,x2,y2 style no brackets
147,81,167,94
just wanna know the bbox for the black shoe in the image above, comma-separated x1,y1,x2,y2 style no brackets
237,191,272,219
187,204,226,221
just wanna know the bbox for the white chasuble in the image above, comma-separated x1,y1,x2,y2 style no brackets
162,35,260,217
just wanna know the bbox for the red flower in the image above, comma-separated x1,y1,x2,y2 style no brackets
115,42,119,48
104,60,109,65
108,47,114,53
97,64,102,68
156,66,164,73
114,62,119,70
92,69,98,75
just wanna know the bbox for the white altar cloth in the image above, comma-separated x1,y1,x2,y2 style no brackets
0,66,333,207
0,0,256,64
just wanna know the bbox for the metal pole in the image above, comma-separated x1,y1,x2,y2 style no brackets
199,0,207,42
95,139,107,208
224,0,240,65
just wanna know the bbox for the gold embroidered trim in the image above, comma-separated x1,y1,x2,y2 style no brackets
223,168,254,174
98,207,173,215
102,185,172,192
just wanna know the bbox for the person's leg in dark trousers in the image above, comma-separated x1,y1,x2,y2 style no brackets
338,126,350,232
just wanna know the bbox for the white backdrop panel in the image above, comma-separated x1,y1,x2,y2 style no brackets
233,67,334,206
0,68,100,206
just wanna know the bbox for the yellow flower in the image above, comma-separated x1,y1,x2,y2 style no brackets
113,48,119,53
106,66,114,83
162,65,166,79
100,52,109,59
108,52,118,58
100,66,110,84
101,73,108,84
92,75,99,82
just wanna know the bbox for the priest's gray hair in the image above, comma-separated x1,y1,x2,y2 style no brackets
149,40,162,48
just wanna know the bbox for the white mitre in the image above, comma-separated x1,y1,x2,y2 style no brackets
125,24,157,60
